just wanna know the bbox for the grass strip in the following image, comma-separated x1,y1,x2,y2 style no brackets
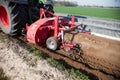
54,6,120,20
47,58,89,80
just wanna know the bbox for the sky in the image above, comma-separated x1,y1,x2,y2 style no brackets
54,0,120,7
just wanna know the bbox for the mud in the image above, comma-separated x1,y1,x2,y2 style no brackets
64,32,120,80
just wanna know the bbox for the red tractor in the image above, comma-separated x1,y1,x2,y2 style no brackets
0,0,81,53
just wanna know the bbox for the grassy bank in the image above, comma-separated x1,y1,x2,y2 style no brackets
54,6,120,20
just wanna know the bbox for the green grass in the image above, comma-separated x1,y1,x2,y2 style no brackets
54,6,120,20
47,58,89,80
0,68,9,80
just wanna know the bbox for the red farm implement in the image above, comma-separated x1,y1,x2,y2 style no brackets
26,8,81,53
0,0,91,56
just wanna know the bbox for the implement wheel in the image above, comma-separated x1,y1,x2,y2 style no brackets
46,37,58,50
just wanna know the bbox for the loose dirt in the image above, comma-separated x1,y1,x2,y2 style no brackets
64,32,120,80
0,32,80,80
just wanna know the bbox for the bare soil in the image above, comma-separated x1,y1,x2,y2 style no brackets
64,32,120,80
18,31,120,80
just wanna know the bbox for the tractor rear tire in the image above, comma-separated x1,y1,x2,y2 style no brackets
0,0,28,36
46,37,58,50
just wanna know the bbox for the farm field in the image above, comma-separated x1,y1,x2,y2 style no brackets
0,1,120,80
54,6,120,20
0,29,120,80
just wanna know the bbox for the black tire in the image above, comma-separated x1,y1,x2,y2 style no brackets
0,0,28,36
46,37,58,50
